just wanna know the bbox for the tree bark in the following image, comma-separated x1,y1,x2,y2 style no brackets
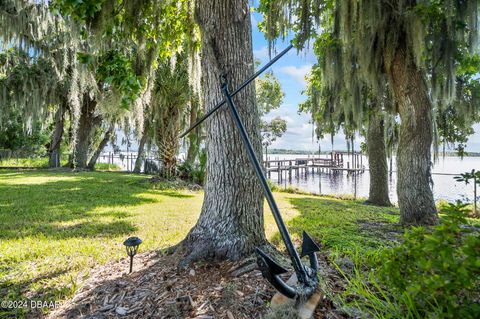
186,98,200,164
74,94,100,169
133,117,150,173
156,104,182,179
48,103,67,168
365,110,391,206
385,40,438,226
180,0,264,266
87,124,114,170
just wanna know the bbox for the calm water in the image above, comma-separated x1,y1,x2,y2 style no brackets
266,154,479,203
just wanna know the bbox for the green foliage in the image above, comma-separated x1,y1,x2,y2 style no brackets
454,169,479,215
52,0,196,96
0,49,61,124
256,71,284,115
256,69,287,153
177,149,207,185
342,202,480,318
454,169,480,185
260,0,480,157
152,53,192,178
51,0,106,23
262,117,287,151
0,107,50,155
96,51,142,109
94,162,121,171
76,50,143,109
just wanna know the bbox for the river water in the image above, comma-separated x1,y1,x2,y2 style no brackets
266,154,479,203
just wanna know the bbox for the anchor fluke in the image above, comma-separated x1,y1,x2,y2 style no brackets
256,248,298,299
256,248,288,274
300,231,320,258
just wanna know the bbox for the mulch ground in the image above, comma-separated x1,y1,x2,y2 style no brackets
47,251,346,319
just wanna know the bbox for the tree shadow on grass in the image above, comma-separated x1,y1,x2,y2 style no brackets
0,171,155,240
0,266,73,319
270,196,401,255
156,190,195,198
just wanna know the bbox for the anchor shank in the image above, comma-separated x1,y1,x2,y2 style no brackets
180,44,294,138
221,83,308,283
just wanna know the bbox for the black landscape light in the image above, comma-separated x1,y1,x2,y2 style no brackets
123,236,142,273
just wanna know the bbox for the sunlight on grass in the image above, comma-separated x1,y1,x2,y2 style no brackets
0,175,83,185
0,170,402,318
282,196,401,255
0,171,202,309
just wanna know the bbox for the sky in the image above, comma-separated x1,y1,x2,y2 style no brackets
250,9,480,153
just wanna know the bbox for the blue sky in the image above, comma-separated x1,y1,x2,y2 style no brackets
250,9,480,153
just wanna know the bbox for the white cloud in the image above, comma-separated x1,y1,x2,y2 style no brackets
277,65,312,86
253,46,269,61
263,103,365,151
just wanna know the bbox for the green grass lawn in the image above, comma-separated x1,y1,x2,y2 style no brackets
0,157,120,171
0,170,401,317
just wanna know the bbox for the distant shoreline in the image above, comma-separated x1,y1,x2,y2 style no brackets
268,149,480,157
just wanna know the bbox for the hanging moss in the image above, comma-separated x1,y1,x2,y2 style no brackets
259,0,479,155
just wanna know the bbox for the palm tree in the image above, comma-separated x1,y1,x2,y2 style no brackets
152,55,192,178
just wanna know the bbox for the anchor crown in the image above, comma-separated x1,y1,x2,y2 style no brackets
255,232,321,300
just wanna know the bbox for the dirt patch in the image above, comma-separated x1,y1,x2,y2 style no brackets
47,251,274,319
356,220,402,242
313,253,349,319
46,249,349,319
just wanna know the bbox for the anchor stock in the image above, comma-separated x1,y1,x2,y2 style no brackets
180,44,294,139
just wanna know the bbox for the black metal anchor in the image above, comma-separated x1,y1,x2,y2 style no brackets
181,44,320,299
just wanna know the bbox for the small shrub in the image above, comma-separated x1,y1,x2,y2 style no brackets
341,201,480,318
267,179,280,191
177,150,207,185
94,163,121,171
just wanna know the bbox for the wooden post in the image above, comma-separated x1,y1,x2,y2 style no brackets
278,161,281,182
474,173,477,215
354,171,357,199
289,161,292,180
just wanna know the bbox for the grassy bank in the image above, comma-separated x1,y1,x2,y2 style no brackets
0,158,120,171
0,170,402,317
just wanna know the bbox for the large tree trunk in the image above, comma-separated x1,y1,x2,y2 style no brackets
133,119,149,173
74,94,100,169
180,0,264,266
87,124,114,170
385,40,438,226
365,109,391,206
48,103,67,168
186,98,200,164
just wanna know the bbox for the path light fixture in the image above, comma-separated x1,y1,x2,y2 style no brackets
123,236,142,273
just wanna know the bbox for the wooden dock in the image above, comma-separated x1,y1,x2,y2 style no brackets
263,152,365,181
